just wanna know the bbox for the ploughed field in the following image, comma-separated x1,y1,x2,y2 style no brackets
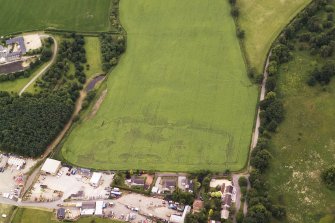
61,0,258,171
0,0,111,35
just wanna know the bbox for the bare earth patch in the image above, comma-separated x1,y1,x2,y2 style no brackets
89,89,107,119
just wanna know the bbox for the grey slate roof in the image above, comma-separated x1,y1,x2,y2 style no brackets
6,37,26,54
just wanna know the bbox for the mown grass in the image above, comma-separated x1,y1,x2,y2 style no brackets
61,0,258,171
11,208,121,223
85,37,103,78
238,0,311,72
266,51,335,223
0,0,111,35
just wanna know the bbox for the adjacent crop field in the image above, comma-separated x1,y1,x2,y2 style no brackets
61,0,258,171
238,0,311,72
0,0,111,35
266,51,335,223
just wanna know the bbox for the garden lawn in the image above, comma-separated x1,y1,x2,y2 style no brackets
85,37,103,79
238,0,311,72
266,51,335,223
61,0,258,171
0,0,111,35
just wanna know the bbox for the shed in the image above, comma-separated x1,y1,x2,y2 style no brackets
90,172,102,187
41,158,61,175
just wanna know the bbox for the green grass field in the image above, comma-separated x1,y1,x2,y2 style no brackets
85,37,103,78
238,0,311,72
11,208,121,223
0,204,13,223
266,51,335,223
0,0,111,35
61,0,258,171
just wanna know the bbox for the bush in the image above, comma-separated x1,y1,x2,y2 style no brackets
321,166,335,190
238,176,248,187
231,6,239,18
237,28,245,39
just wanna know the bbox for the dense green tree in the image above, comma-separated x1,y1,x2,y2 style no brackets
321,166,335,190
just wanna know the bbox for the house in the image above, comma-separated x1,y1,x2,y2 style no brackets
162,178,177,192
41,158,61,175
5,52,21,62
225,185,234,194
6,36,26,54
57,208,66,220
90,172,102,187
95,201,104,216
192,200,203,213
223,194,232,207
7,157,25,170
131,176,145,187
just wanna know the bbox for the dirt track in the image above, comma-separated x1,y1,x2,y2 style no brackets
19,34,58,96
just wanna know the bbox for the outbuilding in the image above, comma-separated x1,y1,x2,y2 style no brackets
41,158,61,175
90,172,102,187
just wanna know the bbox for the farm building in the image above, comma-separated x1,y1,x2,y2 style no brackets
41,158,61,175
95,201,104,216
7,157,25,170
90,172,102,187
80,201,96,216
